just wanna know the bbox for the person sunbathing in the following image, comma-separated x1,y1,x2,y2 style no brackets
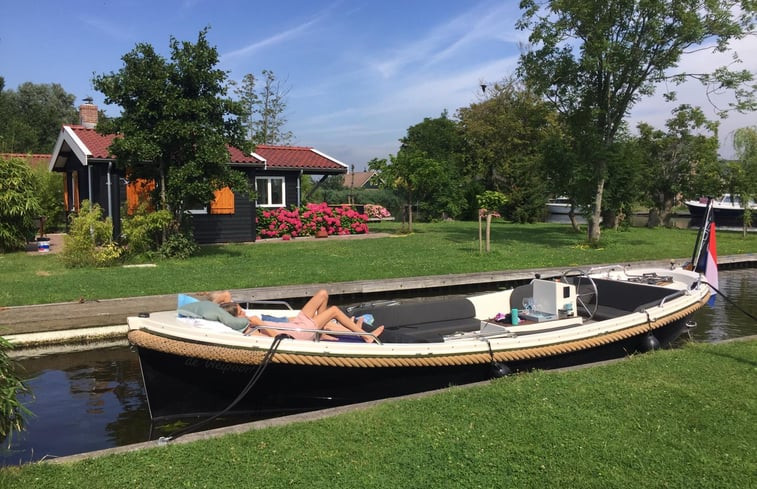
222,302,383,344
209,290,233,303
209,289,383,342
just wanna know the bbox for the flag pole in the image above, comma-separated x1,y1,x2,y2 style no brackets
690,198,714,271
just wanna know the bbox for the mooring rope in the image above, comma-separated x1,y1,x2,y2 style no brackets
159,334,290,443
704,281,757,322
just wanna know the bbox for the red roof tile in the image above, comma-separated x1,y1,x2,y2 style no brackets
227,145,263,164
254,145,347,171
69,126,118,159
61,127,346,172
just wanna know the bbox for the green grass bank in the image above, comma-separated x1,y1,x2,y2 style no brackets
1,221,755,306
1,339,754,488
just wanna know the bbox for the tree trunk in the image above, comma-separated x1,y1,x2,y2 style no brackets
568,207,581,232
660,196,675,227
407,192,414,233
478,213,483,254
588,178,604,245
647,208,661,227
159,160,169,241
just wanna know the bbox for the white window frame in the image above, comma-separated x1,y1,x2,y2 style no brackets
256,176,286,207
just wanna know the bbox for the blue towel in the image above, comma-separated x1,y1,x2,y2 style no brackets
261,314,289,323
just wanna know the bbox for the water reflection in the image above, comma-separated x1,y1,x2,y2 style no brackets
1,347,150,466
1,269,754,465
691,269,757,342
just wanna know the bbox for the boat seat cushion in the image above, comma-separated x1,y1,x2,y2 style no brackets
348,298,479,342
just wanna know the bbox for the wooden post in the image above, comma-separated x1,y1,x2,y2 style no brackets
478,211,483,254
486,213,492,252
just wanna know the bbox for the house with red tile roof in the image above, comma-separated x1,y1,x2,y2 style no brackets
48,101,348,243
342,170,380,189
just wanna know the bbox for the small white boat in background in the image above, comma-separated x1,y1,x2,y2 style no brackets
545,196,573,215
685,194,757,219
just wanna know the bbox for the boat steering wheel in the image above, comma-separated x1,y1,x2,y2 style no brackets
560,269,599,320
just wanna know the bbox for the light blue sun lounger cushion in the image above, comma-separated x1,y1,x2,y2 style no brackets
178,293,200,308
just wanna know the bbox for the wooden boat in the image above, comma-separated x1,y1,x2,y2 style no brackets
127,265,710,421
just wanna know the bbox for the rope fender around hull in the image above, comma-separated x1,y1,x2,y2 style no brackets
128,296,706,369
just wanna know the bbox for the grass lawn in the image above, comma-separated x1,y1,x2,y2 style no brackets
0,339,754,488
0,221,755,306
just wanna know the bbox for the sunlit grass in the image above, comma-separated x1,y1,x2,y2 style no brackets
1,339,754,488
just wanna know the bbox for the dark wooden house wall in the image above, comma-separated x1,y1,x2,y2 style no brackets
192,167,258,244
62,161,333,244
192,192,256,244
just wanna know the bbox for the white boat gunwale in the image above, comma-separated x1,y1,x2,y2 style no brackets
127,268,709,362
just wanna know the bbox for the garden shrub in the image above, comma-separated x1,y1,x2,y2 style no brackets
121,204,172,256
30,165,65,232
0,337,32,445
256,202,369,239
364,204,392,220
60,201,122,267
0,156,42,251
159,232,199,259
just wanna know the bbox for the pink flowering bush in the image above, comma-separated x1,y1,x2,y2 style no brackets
364,204,392,219
256,203,369,239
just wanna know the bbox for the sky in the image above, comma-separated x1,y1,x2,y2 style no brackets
1,0,755,169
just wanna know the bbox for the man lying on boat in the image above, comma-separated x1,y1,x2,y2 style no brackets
178,289,384,343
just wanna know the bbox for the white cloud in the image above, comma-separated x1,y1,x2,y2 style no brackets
221,18,321,61
370,1,520,79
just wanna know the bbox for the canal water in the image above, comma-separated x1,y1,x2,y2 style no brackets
1,269,755,466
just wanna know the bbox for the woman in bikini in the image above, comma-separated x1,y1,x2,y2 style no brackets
220,289,384,343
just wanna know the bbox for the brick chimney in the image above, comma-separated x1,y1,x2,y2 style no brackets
79,97,98,129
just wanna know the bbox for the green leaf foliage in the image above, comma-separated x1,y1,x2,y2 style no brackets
517,0,756,243
92,27,252,233
0,337,32,446
60,201,121,268
730,126,757,233
0,81,78,153
457,79,554,222
0,156,42,251
635,106,720,226
121,205,173,256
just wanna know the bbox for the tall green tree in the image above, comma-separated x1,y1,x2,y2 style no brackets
730,126,757,234
518,0,756,244
636,106,719,227
457,78,554,222
398,112,468,219
0,80,78,153
236,73,260,143
237,70,293,145
92,28,251,235
370,151,445,232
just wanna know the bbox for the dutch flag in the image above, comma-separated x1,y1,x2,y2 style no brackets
692,199,719,305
